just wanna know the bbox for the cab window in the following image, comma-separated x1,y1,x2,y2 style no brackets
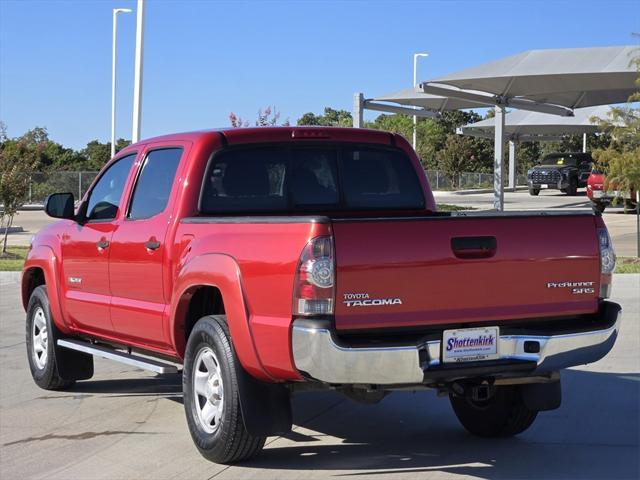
85,154,136,221
128,148,183,220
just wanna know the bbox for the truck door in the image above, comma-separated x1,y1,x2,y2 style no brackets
61,153,137,335
108,144,187,347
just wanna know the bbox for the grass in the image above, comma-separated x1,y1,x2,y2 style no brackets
616,257,640,274
437,203,475,212
0,246,28,271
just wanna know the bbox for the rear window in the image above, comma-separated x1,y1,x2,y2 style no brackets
199,145,424,214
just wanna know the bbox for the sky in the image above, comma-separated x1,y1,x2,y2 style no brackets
1,0,639,150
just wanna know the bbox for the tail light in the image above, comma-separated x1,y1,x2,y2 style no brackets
293,236,335,316
598,227,616,298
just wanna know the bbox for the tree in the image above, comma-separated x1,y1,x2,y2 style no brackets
297,107,352,127
591,54,640,203
230,106,289,127
0,133,42,255
436,134,476,187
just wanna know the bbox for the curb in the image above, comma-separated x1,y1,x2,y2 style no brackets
1,226,25,234
434,186,529,195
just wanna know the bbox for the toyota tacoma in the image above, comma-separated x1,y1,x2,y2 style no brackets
23,127,621,464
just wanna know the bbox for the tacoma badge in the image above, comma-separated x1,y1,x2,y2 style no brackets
343,293,403,307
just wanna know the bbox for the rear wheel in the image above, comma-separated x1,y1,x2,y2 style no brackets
183,315,266,464
449,385,538,437
528,188,540,196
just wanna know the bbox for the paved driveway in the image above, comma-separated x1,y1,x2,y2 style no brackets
1,273,638,480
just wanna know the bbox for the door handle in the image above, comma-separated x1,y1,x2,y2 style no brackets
145,239,161,251
96,239,110,250
451,236,497,259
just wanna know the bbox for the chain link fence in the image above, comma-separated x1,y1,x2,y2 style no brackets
21,169,527,206
425,170,528,191
26,172,99,205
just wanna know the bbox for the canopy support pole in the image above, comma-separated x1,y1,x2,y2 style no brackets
583,133,588,153
353,93,364,128
494,106,505,211
508,140,516,191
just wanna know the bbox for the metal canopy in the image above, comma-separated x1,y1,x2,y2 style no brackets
421,46,638,115
372,87,489,112
457,105,609,141
418,46,638,210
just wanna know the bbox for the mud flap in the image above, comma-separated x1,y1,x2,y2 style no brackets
50,317,94,381
520,379,561,411
236,365,292,436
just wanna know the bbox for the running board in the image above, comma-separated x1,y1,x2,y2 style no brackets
57,339,179,374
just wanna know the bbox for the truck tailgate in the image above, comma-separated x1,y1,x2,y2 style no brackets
333,214,600,331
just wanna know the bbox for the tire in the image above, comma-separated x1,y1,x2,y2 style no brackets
592,202,606,214
449,385,538,437
528,188,540,196
26,286,75,390
566,177,578,196
183,315,266,464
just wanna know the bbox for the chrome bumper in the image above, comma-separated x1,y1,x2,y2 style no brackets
291,302,622,386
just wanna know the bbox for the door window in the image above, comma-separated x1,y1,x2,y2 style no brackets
128,148,183,220
85,154,136,221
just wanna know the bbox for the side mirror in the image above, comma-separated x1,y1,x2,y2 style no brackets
45,193,75,220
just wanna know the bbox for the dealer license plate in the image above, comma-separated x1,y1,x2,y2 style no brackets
442,326,499,363
540,184,549,189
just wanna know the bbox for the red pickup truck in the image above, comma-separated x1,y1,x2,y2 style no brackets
23,127,621,464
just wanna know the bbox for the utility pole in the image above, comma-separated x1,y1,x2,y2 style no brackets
132,0,145,143
111,8,132,157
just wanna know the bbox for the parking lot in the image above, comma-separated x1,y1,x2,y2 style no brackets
1,275,638,479
1,189,639,479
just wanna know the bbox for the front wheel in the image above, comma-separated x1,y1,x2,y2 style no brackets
592,201,606,214
183,315,266,464
449,385,538,437
566,178,578,196
528,188,540,196
26,286,76,390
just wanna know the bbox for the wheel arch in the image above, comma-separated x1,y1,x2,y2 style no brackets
170,253,274,382
21,245,71,335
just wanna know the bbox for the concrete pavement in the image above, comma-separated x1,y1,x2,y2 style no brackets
0,273,638,480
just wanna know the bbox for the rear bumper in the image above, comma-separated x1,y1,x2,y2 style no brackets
291,301,621,386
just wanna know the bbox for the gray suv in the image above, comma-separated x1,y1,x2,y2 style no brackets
527,153,593,196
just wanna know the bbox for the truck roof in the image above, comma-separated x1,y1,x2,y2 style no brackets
129,127,398,148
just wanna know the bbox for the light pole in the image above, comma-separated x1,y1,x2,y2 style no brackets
111,8,132,158
412,52,429,150
132,0,145,143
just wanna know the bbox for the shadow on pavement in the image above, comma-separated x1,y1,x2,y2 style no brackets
69,373,183,402
248,370,639,479
64,369,638,479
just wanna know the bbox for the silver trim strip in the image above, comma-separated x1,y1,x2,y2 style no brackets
57,339,178,374
291,306,621,385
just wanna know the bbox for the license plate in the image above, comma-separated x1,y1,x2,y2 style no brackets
540,184,549,189
442,326,499,363
592,190,603,198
